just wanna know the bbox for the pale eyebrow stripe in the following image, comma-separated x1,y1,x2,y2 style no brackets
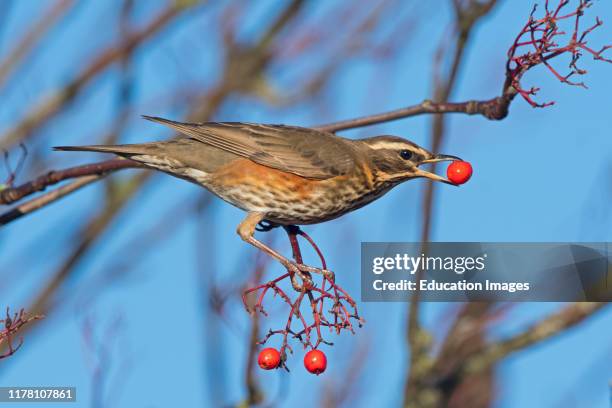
367,141,416,150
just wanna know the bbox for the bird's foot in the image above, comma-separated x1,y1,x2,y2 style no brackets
283,260,336,292
292,261,334,281
289,273,310,292
284,261,314,291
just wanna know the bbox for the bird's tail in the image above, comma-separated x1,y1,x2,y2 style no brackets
54,116,188,156
53,143,158,156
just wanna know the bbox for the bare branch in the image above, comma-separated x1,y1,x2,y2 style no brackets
0,174,100,226
318,0,611,132
316,95,514,132
465,302,608,373
0,159,141,206
505,0,612,107
0,308,43,360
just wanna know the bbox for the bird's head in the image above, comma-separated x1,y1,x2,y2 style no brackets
359,135,461,185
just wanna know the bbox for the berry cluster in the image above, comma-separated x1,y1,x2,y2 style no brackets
258,347,327,375
243,226,363,371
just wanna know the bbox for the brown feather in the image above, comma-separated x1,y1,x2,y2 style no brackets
142,116,358,180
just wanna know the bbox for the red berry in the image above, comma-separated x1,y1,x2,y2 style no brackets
447,161,473,185
304,349,327,375
258,348,281,370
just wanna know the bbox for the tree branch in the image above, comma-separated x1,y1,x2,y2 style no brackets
316,94,515,132
464,302,608,374
0,174,100,226
0,159,141,206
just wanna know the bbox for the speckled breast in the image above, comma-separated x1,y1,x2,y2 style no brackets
206,158,392,225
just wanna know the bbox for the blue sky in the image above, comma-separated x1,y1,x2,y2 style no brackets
0,1,611,407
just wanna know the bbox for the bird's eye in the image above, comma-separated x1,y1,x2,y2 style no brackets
399,150,412,160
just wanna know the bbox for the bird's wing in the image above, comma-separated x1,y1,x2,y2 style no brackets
143,116,357,180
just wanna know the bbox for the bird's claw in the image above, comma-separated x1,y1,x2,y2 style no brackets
290,272,312,292
284,261,312,290
294,262,334,281
284,261,335,291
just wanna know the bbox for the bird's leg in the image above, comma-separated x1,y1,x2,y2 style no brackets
283,225,335,282
284,225,303,261
237,212,313,291
284,225,313,291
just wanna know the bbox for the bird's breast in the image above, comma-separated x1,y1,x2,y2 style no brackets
204,158,391,225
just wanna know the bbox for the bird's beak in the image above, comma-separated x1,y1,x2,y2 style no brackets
420,154,462,164
417,153,462,185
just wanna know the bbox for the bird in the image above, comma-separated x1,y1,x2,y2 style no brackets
55,116,462,280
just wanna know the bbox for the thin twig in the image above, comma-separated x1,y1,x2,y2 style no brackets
0,308,43,360
0,174,101,226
